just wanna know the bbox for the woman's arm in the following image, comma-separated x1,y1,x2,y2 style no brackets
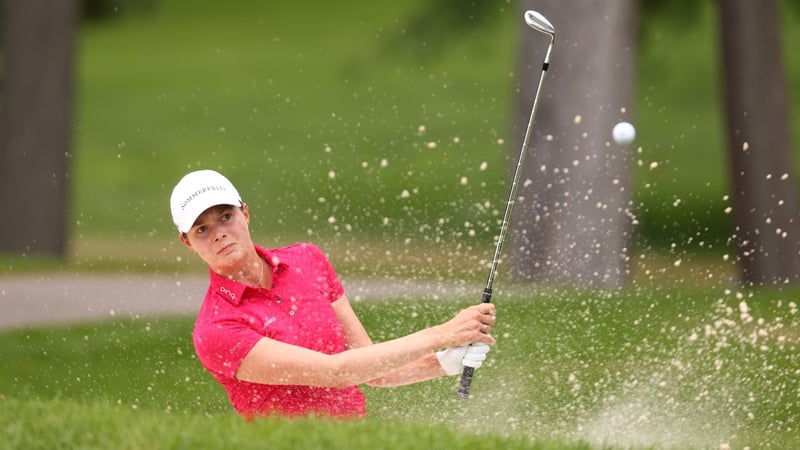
234,297,495,388
331,295,448,387
331,295,374,350
364,353,445,387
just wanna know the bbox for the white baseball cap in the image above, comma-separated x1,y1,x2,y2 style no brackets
170,170,242,233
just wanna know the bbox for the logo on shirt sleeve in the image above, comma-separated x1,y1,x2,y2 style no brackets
262,316,277,330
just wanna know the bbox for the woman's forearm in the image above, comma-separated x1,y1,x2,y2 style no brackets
236,302,495,388
236,326,445,388
324,327,445,387
364,353,445,387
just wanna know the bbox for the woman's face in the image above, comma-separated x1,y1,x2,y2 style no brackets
180,204,254,275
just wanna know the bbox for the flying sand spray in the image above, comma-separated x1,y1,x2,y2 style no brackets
457,10,556,399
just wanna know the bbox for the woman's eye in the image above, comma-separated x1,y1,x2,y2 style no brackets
196,225,208,234
221,213,232,221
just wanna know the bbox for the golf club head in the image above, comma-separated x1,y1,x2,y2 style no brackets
524,10,555,36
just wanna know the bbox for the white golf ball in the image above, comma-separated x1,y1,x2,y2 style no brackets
612,121,636,145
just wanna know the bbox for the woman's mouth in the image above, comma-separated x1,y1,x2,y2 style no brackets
218,243,236,255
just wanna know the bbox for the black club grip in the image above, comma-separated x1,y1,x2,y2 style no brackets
457,366,475,398
456,287,492,399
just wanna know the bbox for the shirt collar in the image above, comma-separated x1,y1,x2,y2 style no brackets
256,244,287,273
208,244,288,306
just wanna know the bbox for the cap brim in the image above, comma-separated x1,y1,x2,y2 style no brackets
177,194,241,233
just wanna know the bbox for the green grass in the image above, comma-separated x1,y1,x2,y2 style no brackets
1,398,553,450
633,0,800,250
33,0,794,269
0,0,794,276
72,0,516,246
3,2,800,448
2,288,798,449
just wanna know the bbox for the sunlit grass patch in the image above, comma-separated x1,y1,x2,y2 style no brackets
4,287,796,448
1,397,554,450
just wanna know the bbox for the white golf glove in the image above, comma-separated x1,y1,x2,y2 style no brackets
435,343,491,376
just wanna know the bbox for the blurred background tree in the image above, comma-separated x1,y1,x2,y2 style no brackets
397,0,798,288
0,0,155,257
0,0,79,256
1,0,798,290
507,0,798,288
719,0,800,286
509,0,639,289
81,0,156,20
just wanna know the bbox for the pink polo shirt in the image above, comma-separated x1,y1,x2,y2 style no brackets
192,242,366,418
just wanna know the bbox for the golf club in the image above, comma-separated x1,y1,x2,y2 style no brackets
457,9,555,399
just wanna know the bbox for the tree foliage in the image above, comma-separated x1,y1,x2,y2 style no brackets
81,0,157,21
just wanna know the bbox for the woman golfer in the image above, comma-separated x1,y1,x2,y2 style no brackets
170,169,495,418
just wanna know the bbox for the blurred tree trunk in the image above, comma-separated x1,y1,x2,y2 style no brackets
0,0,78,256
509,0,639,288
718,0,800,286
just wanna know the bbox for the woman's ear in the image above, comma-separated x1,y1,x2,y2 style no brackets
179,232,192,249
241,202,250,225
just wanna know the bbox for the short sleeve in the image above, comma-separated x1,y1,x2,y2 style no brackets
193,315,263,380
304,243,345,303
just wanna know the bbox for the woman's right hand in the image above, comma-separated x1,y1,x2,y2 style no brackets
435,303,496,348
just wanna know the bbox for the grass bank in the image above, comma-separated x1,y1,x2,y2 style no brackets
2,287,798,449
